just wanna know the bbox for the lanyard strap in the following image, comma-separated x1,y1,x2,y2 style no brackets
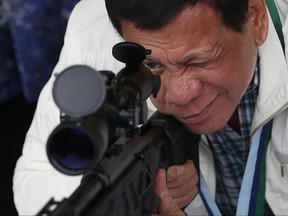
199,121,272,215
238,121,272,215
200,120,272,215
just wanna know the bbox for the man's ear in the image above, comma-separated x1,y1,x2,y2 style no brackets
247,0,268,45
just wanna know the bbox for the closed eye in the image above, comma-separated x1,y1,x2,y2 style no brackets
143,61,164,74
186,61,212,68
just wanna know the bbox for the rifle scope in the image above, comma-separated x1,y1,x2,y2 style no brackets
46,42,160,175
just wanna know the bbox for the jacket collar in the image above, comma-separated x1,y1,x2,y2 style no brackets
251,13,288,134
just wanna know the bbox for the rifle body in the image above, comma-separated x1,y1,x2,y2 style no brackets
37,113,199,216
37,42,200,216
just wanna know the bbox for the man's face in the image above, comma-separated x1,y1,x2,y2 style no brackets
121,3,261,134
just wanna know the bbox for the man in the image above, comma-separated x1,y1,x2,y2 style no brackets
13,0,288,215
105,0,288,215
12,0,197,214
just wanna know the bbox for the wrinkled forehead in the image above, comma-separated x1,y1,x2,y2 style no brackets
120,4,229,63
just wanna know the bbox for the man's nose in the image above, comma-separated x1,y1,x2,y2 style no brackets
162,74,202,106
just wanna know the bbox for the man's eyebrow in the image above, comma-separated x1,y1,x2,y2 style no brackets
179,45,222,64
143,41,224,64
144,49,216,64
144,56,158,62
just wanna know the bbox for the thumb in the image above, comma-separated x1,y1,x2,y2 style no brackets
154,169,185,216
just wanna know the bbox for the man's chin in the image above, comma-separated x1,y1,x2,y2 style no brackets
184,122,225,135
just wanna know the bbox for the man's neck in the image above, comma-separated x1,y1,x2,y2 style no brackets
227,109,241,135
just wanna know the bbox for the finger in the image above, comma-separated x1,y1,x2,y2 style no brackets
166,160,199,208
154,169,171,208
173,185,199,208
167,160,197,187
167,171,198,189
166,165,185,182
154,169,184,215
168,176,198,198
167,160,195,182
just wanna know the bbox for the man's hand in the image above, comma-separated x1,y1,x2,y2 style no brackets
167,159,199,208
152,169,185,216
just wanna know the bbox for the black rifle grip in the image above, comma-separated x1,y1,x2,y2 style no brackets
146,112,200,174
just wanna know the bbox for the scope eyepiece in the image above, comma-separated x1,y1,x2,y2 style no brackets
112,41,151,64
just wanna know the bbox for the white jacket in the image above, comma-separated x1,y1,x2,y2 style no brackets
13,0,288,215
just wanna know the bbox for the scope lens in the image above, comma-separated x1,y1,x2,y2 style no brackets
49,127,94,173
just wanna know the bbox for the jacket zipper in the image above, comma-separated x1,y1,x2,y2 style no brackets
280,163,285,177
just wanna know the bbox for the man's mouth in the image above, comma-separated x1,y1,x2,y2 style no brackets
178,97,216,125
